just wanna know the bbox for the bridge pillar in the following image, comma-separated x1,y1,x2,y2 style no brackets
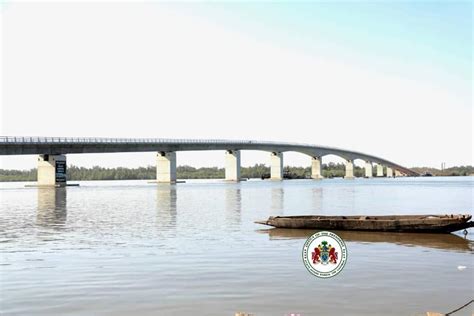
376,164,384,177
394,170,403,177
386,167,393,178
37,154,67,187
270,152,283,180
344,160,355,179
365,161,373,178
225,150,241,181
156,152,177,183
311,157,323,179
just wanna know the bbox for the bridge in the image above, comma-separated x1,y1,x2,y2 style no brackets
0,136,418,186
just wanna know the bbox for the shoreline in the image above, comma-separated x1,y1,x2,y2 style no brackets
1,175,472,184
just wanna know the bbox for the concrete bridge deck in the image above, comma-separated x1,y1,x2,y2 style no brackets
0,136,418,185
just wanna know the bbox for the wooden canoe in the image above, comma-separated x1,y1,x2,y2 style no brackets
255,214,473,233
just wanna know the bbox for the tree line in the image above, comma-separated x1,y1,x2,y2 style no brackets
410,166,474,177
0,163,472,182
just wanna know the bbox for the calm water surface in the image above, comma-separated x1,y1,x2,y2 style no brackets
1,177,473,315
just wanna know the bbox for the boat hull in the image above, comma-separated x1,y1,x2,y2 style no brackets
255,214,473,233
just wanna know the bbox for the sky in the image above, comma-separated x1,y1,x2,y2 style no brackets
0,1,472,170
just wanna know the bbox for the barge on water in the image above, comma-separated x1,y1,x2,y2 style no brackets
255,214,473,233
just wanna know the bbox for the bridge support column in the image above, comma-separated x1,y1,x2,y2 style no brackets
225,150,241,181
270,152,283,180
365,161,373,178
386,167,393,178
376,164,384,177
395,170,402,177
156,152,177,183
311,157,323,179
344,160,354,179
37,154,67,187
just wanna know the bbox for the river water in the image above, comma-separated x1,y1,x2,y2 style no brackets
1,177,473,315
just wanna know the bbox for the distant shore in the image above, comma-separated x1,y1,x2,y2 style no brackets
1,164,472,182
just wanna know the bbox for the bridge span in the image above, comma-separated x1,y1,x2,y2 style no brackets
0,136,418,186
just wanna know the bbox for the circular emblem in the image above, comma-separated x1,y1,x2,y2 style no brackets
302,231,347,278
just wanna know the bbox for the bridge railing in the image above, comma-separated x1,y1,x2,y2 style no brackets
0,136,314,147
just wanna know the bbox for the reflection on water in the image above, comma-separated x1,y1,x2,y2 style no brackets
271,187,284,215
257,228,473,252
225,187,241,226
36,188,67,229
311,187,323,212
156,184,177,230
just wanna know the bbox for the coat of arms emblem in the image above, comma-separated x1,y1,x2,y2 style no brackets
302,231,347,278
312,240,338,264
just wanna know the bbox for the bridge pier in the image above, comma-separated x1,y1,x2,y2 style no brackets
395,170,403,177
386,167,393,178
270,152,283,180
376,164,384,177
37,154,67,187
344,160,354,179
365,161,373,178
156,151,177,183
225,150,241,181
311,156,323,179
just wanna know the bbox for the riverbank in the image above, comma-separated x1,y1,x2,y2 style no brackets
1,164,473,182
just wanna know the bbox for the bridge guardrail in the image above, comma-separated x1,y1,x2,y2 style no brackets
0,136,315,147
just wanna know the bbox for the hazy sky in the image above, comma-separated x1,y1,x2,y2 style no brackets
1,1,472,170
